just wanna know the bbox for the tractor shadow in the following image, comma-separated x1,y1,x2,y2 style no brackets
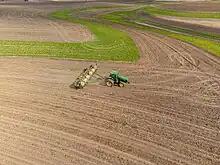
69,77,107,89
88,76,108,86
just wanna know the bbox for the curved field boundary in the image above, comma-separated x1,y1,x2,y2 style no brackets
144,6,220,19
0,6,139,62
1,3,220,165
100,9,220,57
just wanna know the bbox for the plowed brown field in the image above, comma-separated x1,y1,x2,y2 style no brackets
152,1,220,34
0,1,219,165
159,1,220,12
0,3,94,42
150,15,220,35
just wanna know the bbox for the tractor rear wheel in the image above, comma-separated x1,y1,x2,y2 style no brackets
106,79,114,87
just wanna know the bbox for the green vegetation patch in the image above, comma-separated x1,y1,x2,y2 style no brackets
144,6,220,18
0,6,139,62
170,34,220,57
101,9,220,57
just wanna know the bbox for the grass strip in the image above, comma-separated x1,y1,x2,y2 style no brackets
0,6,139,62
101,9,220,57
133,12,220,41
144,6,220,18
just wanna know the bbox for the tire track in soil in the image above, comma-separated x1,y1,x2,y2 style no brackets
0,97,218,165
3,80,218,144
0,108,207,165
0,121,108,165
49,21,69,42
0,5,93,42
0,1,220,165
0,117,151,165
138,33,220,105
1,79,218,130
0,74,220,164
0,151,32,165
0,84,219,165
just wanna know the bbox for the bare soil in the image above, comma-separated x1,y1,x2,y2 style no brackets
0,5,94,42
158,1,220,12
0,1,219,165
156,15,220,28
152,15,220,34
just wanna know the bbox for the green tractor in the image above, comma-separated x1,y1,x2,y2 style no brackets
105,70,130,87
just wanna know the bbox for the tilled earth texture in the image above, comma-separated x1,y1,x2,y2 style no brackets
152,1,220,34
158,1,220,12
151,15,220,35
0,1,220,165
0,2,94,42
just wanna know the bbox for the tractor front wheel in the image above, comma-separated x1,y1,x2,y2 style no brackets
106,79,114,87
119,83,125,87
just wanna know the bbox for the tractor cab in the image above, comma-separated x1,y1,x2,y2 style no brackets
109,70,119,82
